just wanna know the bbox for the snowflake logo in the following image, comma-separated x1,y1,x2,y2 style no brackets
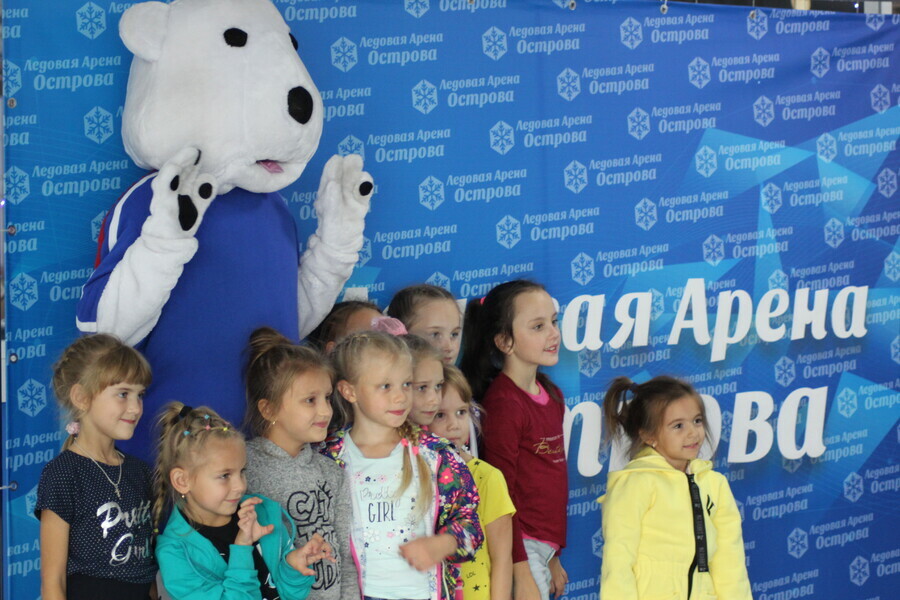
26,485,39,520
760,182,782,214
405,0,430,18
753,95,775,127
412,80,438,115
810,47,830,78
850,556,870,586
482,26,507,60
3,60,22,97
866,14,885,31
877,168,897,198
747,10,768,40
787,528,808,559
892,335,900,365
564,161,587,194
702,234,725,266
885,251,900,282
557,68,581,101
418,176,444,211
647,288,664,320
783,457,802,473
17,379,47,417
579,349,602,378
4,166,31,205
627,107,650,141
695,146,718,178
824,217,844,249
338,135,365,160
871,84,890,114
721,411,733,442
84,106,113,144
330,37,358,72
571,252,595,286
496,215,521,249
489,121,515,155
356,236,372,267
775,356,796,387
591,528,604,558
688,57,711,89
91,210,108,242
426,271,451,291
768,269,788,290
10,273,39,311
635,197,657,231
837,388,858,419
816,132,837,163
76,2,106,39
620,18,643,50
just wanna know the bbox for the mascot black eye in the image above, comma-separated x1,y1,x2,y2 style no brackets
224,28,248,47
290,33,298,50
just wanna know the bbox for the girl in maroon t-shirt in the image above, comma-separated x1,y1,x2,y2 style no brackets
460,280,568,600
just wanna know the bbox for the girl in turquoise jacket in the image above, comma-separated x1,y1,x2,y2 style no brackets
598,376,752,600
153,402,333,600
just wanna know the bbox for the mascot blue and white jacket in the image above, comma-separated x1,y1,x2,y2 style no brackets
76,0,372,456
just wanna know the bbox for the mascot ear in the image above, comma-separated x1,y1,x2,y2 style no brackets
119,1,170,62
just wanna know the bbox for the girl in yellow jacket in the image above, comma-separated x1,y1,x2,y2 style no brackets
598,376,752,600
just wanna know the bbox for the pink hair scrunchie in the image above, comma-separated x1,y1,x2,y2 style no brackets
370,316,408,336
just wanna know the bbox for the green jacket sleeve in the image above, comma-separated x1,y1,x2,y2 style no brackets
709,476,753,600
157,540,262,600
269,506,316,600
599,474,651,600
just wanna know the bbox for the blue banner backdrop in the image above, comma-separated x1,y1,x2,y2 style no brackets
3,1,899,599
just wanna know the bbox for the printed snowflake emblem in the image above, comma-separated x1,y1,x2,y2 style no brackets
557,68,581,101
884,251,900,282
76,2,106,39
753,95,775,127
4,166,31,205
426,271,451,291
810,47,830,79
866,14,885,31
775,356,796,387
837,388,858,419
418,175,444,210
10,273,39,311
26,485,39,520
404,0,430,19
645,288,664,320
892,335,900,365
579,349,602,378
337,135,365,160
495,215,521,249
489,121,515,155
591,528,604,558
620,18,643,50
787,528,808,559
412,80,438,115
877,168,897,198
702,234,725,267
824,217,844,249
768,269,788,291
720,411,733,442
746,10,768,40
564,161,587,194
844,471,864,502
850,556,870,586
816,133,837,163
17,379,47,417
695,146,718,178
760,182,782,214
635,198,657,231
330,37,358,72
482,26,507,60
3,60,22,97
356,236,372,267
91,210,108,242
627,107,650,141
783,457,802,473
84,106,114,144
870,84,890,114
571,252,595,286
688,57,711,89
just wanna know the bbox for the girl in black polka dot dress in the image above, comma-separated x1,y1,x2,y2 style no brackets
36,334,157,600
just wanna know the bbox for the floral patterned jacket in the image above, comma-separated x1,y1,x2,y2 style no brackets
320,427,483,600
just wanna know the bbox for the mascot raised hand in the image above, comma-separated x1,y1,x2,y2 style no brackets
76,0,372,454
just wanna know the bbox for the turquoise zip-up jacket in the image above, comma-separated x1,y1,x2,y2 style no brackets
156,494,315,600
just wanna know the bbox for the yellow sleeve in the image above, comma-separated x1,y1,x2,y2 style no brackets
476,461,516,527
709,476,753,600
598,474,651,600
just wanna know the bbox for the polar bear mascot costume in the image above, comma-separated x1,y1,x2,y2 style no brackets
76,0,372,454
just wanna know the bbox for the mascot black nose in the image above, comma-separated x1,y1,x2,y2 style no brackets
288,86,314,124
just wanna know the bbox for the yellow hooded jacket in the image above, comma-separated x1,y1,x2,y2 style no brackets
597,448,752,600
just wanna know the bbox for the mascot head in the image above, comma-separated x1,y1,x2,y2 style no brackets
120,0,322,193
